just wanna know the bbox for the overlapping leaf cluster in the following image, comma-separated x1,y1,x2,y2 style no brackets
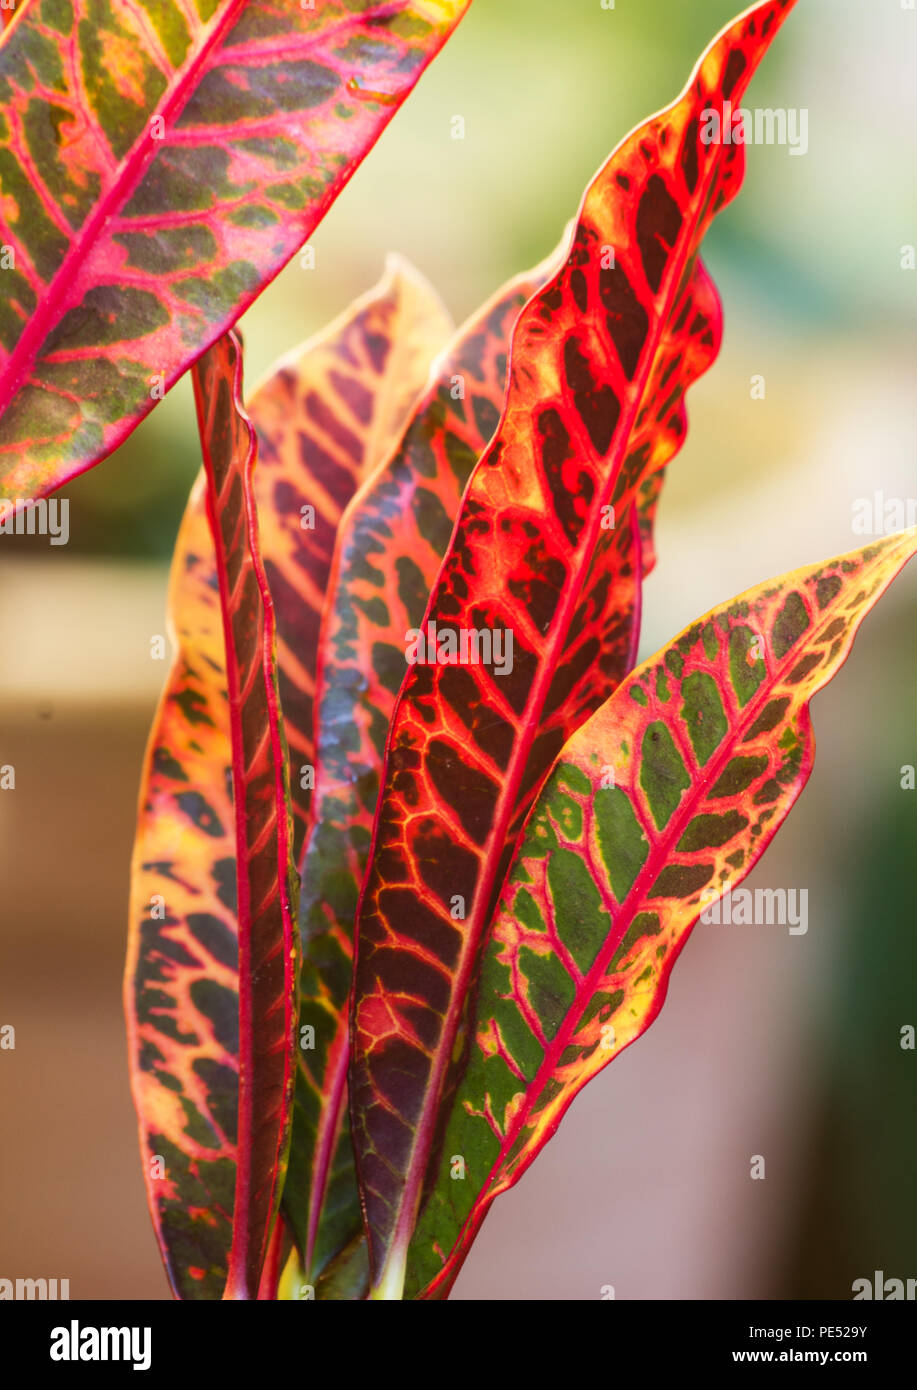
125,0,916,1300
6,0,912,1302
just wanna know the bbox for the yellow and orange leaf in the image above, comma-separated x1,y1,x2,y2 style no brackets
125,468,237,1302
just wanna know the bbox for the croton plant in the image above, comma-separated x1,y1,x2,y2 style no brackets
1,0,914,1301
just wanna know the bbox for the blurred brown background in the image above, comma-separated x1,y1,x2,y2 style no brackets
1,0,915,1299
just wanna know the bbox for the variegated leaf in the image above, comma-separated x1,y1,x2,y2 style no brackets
0,0,469,512
125,467,237,1302
407,529,917,1297
248,256,452,861
191,331,298,1301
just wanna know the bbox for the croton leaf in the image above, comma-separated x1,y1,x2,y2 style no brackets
0,0,469,514
247,255,452,862
125,467,237,1302
350,0,797,1297
406,528,917,1297
285,247,561,1288
125,260,447,1299
190,331,299,1301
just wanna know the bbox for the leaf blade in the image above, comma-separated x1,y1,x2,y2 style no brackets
0,0,469,511
408,528,917,1297
124,469,238,1302
191,330,299,1301
248,255,453,863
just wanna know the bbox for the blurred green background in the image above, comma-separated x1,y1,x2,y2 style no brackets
1,0,915,1298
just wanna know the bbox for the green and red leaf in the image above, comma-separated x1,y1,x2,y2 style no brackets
286,247,561,1285
191,331,298,1301
0,0,469,513
406,528,917,1297
350,0,797,1297
125,260,447,1298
